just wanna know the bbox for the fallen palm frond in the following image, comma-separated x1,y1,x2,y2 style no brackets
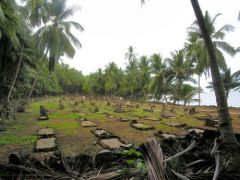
143,138,166,180
165,140,197,162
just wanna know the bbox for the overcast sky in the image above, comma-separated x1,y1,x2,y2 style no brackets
64,0,240,84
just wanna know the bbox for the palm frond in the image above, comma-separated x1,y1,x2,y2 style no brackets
143,138,166,180
59,5,81,21
215,41,236,56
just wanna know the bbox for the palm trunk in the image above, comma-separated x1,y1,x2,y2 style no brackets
198,74,201,106
7,47,24,102
27,49,49,100
190,0,238,144
27,76,37,100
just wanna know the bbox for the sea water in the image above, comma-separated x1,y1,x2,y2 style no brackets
191,90,240,107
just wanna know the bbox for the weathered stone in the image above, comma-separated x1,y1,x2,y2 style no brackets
189,107,196,115
130,123,154,130
36,138,56,152
9,150,31,164
166,122,187,128
38,128,55,138
161,113,174,119
93,129,112,138
95,149,114,168
98,138,126,149
143,108,154,112
131,119,138,124
145,117,160,121
118,118,130,122
38,116,49,121
204,118,218,128
40,106,48,116
187,128,204,134
81,121,98,127
156,133,176,139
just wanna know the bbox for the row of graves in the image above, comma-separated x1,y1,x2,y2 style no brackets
4,99,239,178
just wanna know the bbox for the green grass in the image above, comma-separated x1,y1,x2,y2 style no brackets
38,120,79,129
0,134,37,145
155,123,183,134
49,111,80,119
30,99,59,113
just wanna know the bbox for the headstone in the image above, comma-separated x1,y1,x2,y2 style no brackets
40,106,48,118
38,128,55,138
145,117,160,121
36,138,56,152
143,108,154,113
98,138,126,149
166,122,187,128
81,121,98,127
95,149,114,168
130,123,154,130
189,107,196,115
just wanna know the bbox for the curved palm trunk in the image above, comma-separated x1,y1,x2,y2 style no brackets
190,0,238,144
27,49,49,100
198,74,201,106
27,76,37,100
7,47,24,102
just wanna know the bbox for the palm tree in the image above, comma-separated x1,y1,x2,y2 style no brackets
0,0,21,47
125,58,139,99
207,68,240,99
185,11,235,105
167,50,195,103
178,84,198,106
138,55,150,98
149,54,168,101
7,0,52,102
190,0,238,145
35,0,84,72
125,46,137,62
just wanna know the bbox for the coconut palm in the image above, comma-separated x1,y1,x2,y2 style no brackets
167,50,195,103
6,0,52,102
35,0,84,72
185,11,236,105
207,68,240,99
190,0,238,145
22,0,50,27
125,46,137,62
0,0,21,47
126,58,139,99
178,84,198,106
149,54,169,101
138,55,150,98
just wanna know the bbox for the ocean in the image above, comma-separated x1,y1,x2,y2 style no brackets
191,91,240,107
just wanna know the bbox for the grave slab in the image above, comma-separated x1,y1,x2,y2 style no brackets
130,123,154,130
81,121,98,127
36,138,56,152
38,128,55,137
98,138,125,149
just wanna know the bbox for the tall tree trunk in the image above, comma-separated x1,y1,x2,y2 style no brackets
7,47,24,102
190,0,238,144
198,74,201,106
27,49,49,100
27,76,37,100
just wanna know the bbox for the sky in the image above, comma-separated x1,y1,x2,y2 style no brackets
63,0,240,88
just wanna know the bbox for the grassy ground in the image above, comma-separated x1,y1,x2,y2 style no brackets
1,96,240,162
